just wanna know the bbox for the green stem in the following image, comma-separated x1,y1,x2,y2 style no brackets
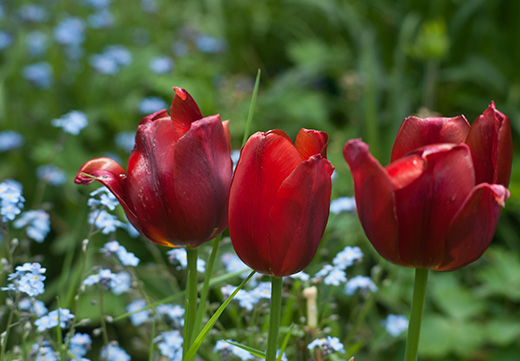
193,236,221,337
404,268,429,361
99,288,109,345
266,276,283,361
184,247,199,357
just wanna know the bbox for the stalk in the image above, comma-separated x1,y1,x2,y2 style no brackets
266,276,283,361
404,268,429,361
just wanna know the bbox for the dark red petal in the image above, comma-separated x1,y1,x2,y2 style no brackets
465,102,513,187
170,87,205,137
229,130,302,274
125,117,181,247
267,156,334,277
436,183,510,271
343,139,401,265
172,115,232,248
385,154,425,190
294,128,329,160
138,109,170,126
394,144,475,268
74,157,142,235
391,115,470,161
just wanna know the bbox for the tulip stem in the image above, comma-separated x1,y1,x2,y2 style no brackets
404,268,429,361
266,276,283,361
184,247,199,357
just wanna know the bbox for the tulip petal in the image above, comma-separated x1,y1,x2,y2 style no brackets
391,115,470,161
74,157,142,234
394,144,475,268
229,130,302,274
267,155,333,277
295,128,328,160
125,118,179,247
436,183,510,271
343,139,401,265
170,87,205,137
465,102,513,187
172,115,232,248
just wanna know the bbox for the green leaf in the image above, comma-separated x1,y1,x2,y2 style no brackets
184,271,256,360
226,341,266,359
277,324,294,361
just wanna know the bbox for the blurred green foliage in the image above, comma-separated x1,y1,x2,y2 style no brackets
1,0,520,360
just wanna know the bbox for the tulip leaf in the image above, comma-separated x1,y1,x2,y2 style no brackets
226,341,266,359
184,271,256,360
242,69,261,146
111,270,248,322
277,324,294,361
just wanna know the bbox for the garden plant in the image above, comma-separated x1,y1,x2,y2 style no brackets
1,1,519,361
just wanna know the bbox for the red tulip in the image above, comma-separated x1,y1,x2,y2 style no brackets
75,88,232,248
344,103,512,271
229,129,334,277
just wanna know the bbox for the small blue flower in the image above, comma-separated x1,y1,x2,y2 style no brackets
88,9,114,29
315,265,347,286
36,164,67,186
104,45,132,66
384,314,409,337
0,31,13,50
156,304,184,327
289,271,310,282
13,210,51,243
19,4,48,22
90,45,132,74
82,0,112,8
32,343,58,361
18,298,48,316
126,299,149,326
89,209,125,234
138,96,168,114
220,285,256,311
89,53,119,74
249,282,271,300
195,34,227,53
332,246,363,269
2,262,46,297
344,275,378,295
0,180,25,221
221,252,249,274
112,271,131,295
149,56,174,74
69,333,92,358
51,110,88,135
330,196,356,214
26,31,49,58
101,343,130,361
155,330,183,361
167,249,205,273
35,308,74,332
22,62,54,88
214,340,254,360
54,17,85,46
308,336,344,355
100,240,140,266
0,131,24,151
115,131,135,153
88,187,119,211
